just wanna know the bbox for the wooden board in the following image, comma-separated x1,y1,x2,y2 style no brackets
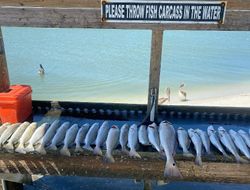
0,151,249,183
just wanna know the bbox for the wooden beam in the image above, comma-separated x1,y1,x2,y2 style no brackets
0,28,10,93
0,152,249,184
147,30,163,120
0,0,249,30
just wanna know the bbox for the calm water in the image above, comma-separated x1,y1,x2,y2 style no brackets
2,27,250,103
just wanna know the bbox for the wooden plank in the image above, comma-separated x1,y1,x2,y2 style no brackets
0,152,249,183
0,0,249,30
0,28,10,93
147,30,163,119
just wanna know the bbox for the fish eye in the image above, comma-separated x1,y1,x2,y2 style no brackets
173,163,176,166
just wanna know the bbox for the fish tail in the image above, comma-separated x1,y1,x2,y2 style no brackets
74,145,83,153
103,153,115,163
15,144,26,154
129,149,141,159
183,150,194,158
195,155,202,166
83,144,93,151
121,147,129,155
60,146,71,156
4,142,14,152
24,144,34,153
164,159,182,178
236,155,249,164
48,144,58,151
222,152,231,161
93,146,103,156
35,144,47,155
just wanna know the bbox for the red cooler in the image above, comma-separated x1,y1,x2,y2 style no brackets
0,85,32,123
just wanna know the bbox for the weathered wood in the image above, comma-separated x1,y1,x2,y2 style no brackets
0,152,249,184
0,0,249,30
147,30,163,119
0,28,10,93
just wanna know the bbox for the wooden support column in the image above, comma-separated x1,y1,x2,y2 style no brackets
0,27,10,92
147,29,163,121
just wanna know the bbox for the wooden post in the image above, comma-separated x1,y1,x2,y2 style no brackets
147,29,163,121
0,27,10,92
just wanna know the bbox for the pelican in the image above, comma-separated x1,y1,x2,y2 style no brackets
38,64,45,75
179,83,187,101
159,87,170,105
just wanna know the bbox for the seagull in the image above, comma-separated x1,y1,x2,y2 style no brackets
38,64,45,75
179,83,187,101
159,87,170,105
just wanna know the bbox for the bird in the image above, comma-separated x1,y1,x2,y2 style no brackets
159,87,170,105
178,83,187,101
38,64,45,75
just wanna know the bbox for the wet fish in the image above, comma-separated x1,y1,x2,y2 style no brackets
229,129,250,159
207,125,230,159
188,128,202,166
93,121,110,156
195,129,212,155
147,123,162,152
238,129,250,148
35,120,60,154
218,126,248,163
119,123,130,154
48,122,71,151
83,122,99,151
15,122,37,154
159,121,182,178
177,127,193,158
60,124,79,156
0,123,10,137
104,125,120,163
24,123,49,152
0,123,20,147
128,124,141,158
74,123,90,152
4,122,30,152
138,125,150,145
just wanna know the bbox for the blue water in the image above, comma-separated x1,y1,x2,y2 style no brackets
2,27,250,103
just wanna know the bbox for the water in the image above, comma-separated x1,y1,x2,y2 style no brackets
2,27,250,104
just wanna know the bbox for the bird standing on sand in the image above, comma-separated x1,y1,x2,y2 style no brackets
179,83,187,101
159,87,171,105
38,64,45,75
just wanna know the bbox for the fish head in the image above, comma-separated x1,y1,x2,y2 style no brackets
177,127,184,131
188,128,194,136
111,125,118,129
229,129,237,136
160,120,172,125
218,126,226,135
238,129,246,135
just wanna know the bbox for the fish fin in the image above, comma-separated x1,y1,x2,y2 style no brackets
60,146,71,156
236,155,249,164
183,151,194,158
74,145,83,153
121,147,129,155
93,146,103,156
15,144,26,154
48,144,57,151
24,144,35,153
195,156,202,166
3,142,14,152
164,160,182,178
103,153,115,163
35,145,47,155
83,145,93,151
129,149,141,159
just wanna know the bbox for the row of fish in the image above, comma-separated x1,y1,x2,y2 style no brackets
0,121,249,178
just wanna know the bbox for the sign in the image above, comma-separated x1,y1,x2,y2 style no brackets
101,1,227,24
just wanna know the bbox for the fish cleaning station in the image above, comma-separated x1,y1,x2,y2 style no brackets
0,0,250,189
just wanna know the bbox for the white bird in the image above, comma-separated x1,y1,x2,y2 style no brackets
178,83,187,101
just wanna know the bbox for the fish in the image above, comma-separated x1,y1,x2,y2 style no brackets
74,123,90,152
188,128,202,166
147,123,162,153
218,126,248,163
60,124,79,156
159,121,182,178
93,121,110,156
104,125,120,163
35,120,60,155
195,129,212,155
207,125,230,159
0,123,20,147
4,122,30,152
128,124,141,158
177,127,193,158
15,122,38,154
83,123,99,151
138,125,150,145
119,123,130,154
24,123,49,152
238,129,250,149
0,123,10,137
229,129,250,159
48,122,71,151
